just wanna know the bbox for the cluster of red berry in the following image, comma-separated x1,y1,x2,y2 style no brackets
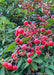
2,16,54,70
2,62,17,70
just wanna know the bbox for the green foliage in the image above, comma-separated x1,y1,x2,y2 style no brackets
0,0,54,75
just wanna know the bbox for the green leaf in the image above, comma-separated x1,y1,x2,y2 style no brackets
32,53,37,59
48,65,54,70
22,37,29,43
0,0,5,2
1,16,6,20
20,63,29,74
0,67,5,75
5,42,16,52
45,68,53,75
2,39,5,45
17,58,23,68
45,53,49,59
11,73,20,75
33,58,43,63
47,18,54,26
31,62,38,70
24,63,29,69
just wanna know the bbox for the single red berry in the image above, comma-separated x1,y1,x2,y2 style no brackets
24,21,28,25
29,43,32,47
34,39,40,44
31,48,34,51
37,15,39,17
8,63,13,70
11,53,16,58
41,45,44,49
34,0,36,1
48,41,53,46
17,50,20,54
27,58,32,63
49,38,52,41
21,44,27,50
20,52,25,56
42,36,47,41
15,33,18,36
18,40,22,45
40,28,45,32
13,65,17,70
31,52,34,55
47,29,51,34
36,50,41,55
39,17,41,20
23,32,27,36
27,52,31,57
19,28,24,34
14,57,18,61
15,28,20,36
41,40,46,44
35,46,40,51
45,42,48,46
29,21,32,23
15,38,20,42
2,62,8,67
15,28,20,33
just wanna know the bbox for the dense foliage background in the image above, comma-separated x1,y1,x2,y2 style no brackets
0,0,54,75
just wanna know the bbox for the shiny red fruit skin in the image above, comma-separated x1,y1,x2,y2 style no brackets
48,41,53,46
8,63,13,70
24,21,28,25
27,58,32,63
34,39,40,44
27,52,31,57
21,44,27,50
36,50,41,55
13,65,17,70
2,62,8,67
41,45,44,49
